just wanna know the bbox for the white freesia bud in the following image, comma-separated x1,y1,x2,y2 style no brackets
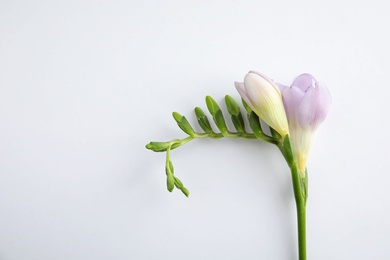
235,71,289,137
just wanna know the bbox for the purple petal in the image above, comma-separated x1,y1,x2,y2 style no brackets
292,73,316,92
276,82,288,92
282,86,305,125
298,82,331,129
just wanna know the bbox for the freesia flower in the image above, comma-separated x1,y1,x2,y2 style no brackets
278,73,331,174
235,71,289,137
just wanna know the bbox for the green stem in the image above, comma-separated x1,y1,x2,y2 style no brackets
290,163,307,260
278,136,307,260
297,200,306,260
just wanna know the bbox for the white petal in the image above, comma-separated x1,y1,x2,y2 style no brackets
244,72,289,136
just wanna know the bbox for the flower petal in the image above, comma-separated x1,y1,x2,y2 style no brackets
244,72,289,136
298,81,331,129
234,81,253,110
249,70,281,94
282,86,305,127
292,73,316,92
276,83,288,92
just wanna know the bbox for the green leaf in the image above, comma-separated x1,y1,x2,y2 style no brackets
205,96,220,116
225,95,240,116
172,112,195,136
194,107,213,133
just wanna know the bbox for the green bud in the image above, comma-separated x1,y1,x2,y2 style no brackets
172,111,182,122
248,112,265,139
167,173,175,192
214,110,228,135
168,160,174,173
174,176,190,197
205,96,228,135
145,141,171,152
205,96,220,116
165,160,175,192
172,112,195,137
231,114,245,132
180,186,190,197
270,127,282,140
241,99,252,114
225,95,240,116
174,176,183,188
194,107,213,133
170,142,182,150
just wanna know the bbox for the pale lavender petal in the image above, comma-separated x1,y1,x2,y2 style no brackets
276,83,288,92
235,81,253,109
292,73,316,92
282,86,305,125
298,82,331,129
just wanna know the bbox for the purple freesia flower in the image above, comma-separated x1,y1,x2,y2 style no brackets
278,73,331,173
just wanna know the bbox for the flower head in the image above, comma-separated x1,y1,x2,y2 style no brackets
279,73,331,172
235,71,289,137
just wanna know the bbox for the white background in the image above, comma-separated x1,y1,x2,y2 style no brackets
1,0,389,259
